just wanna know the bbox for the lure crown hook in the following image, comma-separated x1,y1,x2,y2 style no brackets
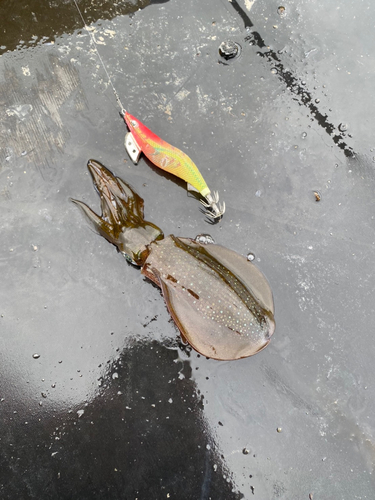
200,191,226,220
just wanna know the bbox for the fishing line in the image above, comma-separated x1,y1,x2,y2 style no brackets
71,0,126,114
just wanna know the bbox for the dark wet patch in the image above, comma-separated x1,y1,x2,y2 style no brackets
0,341,243,499
0,0,169,56
228,0,253,30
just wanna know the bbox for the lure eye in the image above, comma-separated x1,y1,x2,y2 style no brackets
130,120,137,127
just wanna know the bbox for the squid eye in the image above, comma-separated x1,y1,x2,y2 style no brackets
123,253,136,265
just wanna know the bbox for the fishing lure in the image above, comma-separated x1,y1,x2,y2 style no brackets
72,160,275,361
123,112,225,220
71,0,225,221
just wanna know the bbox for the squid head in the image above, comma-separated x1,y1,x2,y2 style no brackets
71,159,163,265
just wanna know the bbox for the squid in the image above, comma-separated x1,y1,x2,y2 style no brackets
72,160,275,361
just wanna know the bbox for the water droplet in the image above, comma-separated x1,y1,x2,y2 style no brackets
32,353,40,359
301,132,307,139
271,68,277,74
255,190,262,197
339,123,348,132
247,252,255,262
77,409,85,418
206,444,211,450
277,427,282,433
112,372,119,380
195,234,215,245
277,6,286,16
315,98,320,103
243,448,250,455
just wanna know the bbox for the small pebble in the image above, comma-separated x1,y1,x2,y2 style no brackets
313,191,321,202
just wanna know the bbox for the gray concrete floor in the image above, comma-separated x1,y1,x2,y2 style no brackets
1,0,375,498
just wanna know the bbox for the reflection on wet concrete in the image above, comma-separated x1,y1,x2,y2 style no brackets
0,0,168,56
0,341,243,499
0,54,87,167
1,0,375,497
227,0,355,157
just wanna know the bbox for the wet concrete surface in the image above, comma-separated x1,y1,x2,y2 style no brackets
1,0,375,498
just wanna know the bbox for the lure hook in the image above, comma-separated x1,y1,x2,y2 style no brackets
200,191,226,220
